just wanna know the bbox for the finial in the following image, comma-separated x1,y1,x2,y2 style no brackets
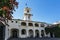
25,0,30,7
25,2,28,7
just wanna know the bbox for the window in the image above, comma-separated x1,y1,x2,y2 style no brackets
16,21,17,23
41,24,44,27
21,29,26,35
21,22,26,26
27,10,29,13
11,21,13,23
11,29,19,38
35,23,39,27
28,23,33,26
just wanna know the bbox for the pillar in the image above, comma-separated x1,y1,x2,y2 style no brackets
5,26,9,40
39,30,42,37
27,30,29,37
33,30,35,37
19,22,21,38
39,23,42,37
26,22,29,37
33,23,35,37
19,29,21,38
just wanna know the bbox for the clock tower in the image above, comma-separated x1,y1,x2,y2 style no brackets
23,1,32,21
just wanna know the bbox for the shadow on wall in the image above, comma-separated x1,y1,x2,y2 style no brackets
0,22,5,40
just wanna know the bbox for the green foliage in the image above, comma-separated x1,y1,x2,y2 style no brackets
54,25,60,37
0,0,9,7
0,10,6,17
0,0,18,20
45,24,60,37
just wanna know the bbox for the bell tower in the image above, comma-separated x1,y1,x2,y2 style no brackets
23,0,32,21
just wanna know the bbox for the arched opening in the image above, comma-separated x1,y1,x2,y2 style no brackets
50,32,54,38
28,23,33,26
35,30,39,37
41,30,44,37
35,23,39,27
41,24,45,27
29,29,33,38
11,29,19,38
21,22,26,26
27,10,29,13
21,29,26,35
0,22,5,40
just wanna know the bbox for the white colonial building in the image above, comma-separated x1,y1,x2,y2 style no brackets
0,6,52,40
4,7,51,40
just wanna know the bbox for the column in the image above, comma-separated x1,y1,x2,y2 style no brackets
19,21,21,38
39,23,42,38
33,23,35,37
26,22,29,37
27,30,29,37
5,26,9,40
19,28,22,38
33,30,35,37
39,30,42,37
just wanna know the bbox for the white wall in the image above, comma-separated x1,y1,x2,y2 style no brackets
5,20,50,40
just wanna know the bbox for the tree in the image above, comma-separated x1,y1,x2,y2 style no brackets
53,24,60,37
45,25,55,37
0,0,18,40
0,0,18,20
45,24,60,38
45,27,54,37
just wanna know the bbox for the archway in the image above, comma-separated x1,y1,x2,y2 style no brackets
35,30,39,37
11,29,19,38
21,22,26,26
0,22,5,40
35,23,39,27
21,29,26,35
29,29,33,38
28,23,33,26
41,30,44,37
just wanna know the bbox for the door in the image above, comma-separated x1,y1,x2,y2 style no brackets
35,30,39,37
11,29,19,38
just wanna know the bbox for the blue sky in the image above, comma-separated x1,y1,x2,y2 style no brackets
13,0,60,23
